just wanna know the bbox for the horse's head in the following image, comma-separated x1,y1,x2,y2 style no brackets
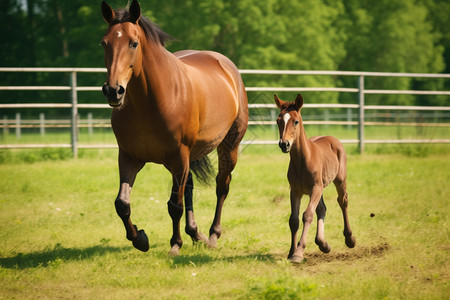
274,94,304,153
100,0,143,107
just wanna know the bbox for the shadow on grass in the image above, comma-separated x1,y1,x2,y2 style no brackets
0,244,131,269
171,252,276,267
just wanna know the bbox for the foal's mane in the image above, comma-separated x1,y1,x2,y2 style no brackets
110,9,172,46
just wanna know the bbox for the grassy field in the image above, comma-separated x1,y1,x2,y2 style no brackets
0,145,449,299
1,121,449,146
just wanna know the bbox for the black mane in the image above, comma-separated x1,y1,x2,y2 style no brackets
111,9,172,46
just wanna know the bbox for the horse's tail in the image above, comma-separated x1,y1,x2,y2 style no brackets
190,156,215,185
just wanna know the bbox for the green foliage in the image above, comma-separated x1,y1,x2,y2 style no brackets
0,0,448,106
245,274,318,300
0,148,72,164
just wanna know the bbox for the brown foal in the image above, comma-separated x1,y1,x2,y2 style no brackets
274,94,355,263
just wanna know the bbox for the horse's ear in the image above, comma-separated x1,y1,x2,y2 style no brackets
274,94,284,109
295,94,304,111
129,0,141,24
101,1,115,24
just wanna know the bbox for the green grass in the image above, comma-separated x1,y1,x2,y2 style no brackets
1,122,449,146
0,145,449,299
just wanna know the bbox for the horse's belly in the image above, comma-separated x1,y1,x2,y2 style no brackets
190,125,230,160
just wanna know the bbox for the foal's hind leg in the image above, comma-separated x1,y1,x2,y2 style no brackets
209,124,243,248
115,150,148,252
334,179,356,248
315,196,331,253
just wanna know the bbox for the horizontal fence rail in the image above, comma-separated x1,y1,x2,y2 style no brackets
1,68,449,157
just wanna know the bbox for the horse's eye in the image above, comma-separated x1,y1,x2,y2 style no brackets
294,120,299,126
130,41,139,49
100,40,107,47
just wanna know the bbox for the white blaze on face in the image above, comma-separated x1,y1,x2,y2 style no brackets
280,113,291,140
283,113,291,125
116,31,122,38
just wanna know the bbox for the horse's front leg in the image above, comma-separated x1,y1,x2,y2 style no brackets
115,150,148,251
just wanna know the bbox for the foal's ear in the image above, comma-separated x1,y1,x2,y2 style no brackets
101,1,115,24
129,0,141,24
274,94,284,109
295,94,304,111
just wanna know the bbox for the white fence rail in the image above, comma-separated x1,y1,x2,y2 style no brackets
1,67,449,157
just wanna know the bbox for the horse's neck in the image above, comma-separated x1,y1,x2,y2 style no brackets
290,121,312,163
130,44,183,104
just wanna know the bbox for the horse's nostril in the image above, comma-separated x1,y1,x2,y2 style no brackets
117,86,125,95
102,84,109,96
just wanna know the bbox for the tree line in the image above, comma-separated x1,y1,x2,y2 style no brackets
1,0,449,109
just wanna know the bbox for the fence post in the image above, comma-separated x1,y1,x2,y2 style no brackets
358,76,365,154
15,113,21,139
3,116,8,135
70,71,78,158
347,108,352,130
88,112,93,136
39,113,45,136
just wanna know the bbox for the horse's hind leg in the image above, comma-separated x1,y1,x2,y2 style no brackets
315,195,331,253
335,179,356,248
209,123,244,248
115,150,148,252
184,171,208,244
166,148,192,256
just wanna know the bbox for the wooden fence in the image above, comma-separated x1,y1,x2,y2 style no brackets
1,68,449,157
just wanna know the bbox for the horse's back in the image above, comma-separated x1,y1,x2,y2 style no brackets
175,50,245,105
174,50,248,159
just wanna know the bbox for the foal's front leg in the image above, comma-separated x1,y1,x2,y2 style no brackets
288,188,302,262
115,150,148,251
292,185,323,262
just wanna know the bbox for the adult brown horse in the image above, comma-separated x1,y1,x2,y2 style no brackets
274,94,355,263
100,0,248,256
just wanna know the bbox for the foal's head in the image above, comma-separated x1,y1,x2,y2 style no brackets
100,0,171,107
274,94,304,153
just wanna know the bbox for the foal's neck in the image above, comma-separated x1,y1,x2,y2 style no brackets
290,119,312,162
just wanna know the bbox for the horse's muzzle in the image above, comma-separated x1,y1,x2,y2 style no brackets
279,140,291,153
102,83,125,107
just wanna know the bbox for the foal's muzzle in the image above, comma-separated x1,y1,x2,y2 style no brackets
279,140,291,153
102,83,126,107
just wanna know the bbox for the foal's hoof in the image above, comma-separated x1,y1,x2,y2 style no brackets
132,229,149,252
345,236,356,248
288,255,304,264
318,243,331,253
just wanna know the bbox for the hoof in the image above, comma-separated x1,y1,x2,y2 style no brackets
208,234,218,248
345,236,356,248
197,232,209,244
318,243,331,253
132,229,149,252
288,255,303,264
168,244,180,257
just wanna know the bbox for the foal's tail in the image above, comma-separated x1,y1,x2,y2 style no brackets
190,156,215,185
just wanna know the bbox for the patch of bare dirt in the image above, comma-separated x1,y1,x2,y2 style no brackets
304,241,390,266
